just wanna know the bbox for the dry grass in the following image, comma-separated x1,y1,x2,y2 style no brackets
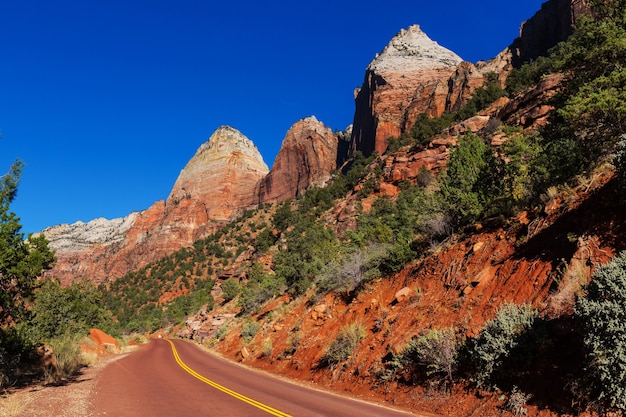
0,393,29,417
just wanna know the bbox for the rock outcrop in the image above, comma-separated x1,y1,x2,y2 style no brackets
509,0,592,67
167,126,269,224
350,1,593,158
258,116,339,204
351,25,490,156
43,127,269,285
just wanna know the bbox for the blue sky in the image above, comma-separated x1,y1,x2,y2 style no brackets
1,0,547,235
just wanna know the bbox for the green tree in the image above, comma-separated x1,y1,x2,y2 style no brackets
0,160,55,326
551,14,626,158
439,133,501,227
221,278,241,302
574,251,626,412
28,279,112,341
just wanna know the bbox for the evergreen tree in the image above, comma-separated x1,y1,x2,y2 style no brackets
0,160,55,326
439,133,501,227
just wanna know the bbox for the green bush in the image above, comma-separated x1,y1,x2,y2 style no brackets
29,278,112,342
221,279,241,302
238,263,285,315
574,251,626,412
46,332,88,383
320,322,367,367
469,303,538,388
241,320,260,344
456,77,506,121
316,243,388,296
439,133,502,228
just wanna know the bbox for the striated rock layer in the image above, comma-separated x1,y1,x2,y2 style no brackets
258,116,339,204
351,25,487,156
44,127,269,285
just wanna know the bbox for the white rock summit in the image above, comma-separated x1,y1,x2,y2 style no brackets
367,24,463,73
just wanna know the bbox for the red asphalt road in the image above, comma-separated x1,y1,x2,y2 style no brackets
92,338,422,417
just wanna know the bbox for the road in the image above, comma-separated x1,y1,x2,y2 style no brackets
92,338,422,417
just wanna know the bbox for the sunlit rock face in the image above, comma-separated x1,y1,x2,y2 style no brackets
351,25,469,156
43,126,269,285
258,116,339,204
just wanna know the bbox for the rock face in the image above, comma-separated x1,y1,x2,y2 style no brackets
351,25,483,156
44,127,269,285
350,1,593,158
509,0,591,67
258,116,339,204
168,126,269,223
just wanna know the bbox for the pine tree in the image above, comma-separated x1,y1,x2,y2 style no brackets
0,160,55,326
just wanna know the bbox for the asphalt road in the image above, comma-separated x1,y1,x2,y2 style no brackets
92,338,422,417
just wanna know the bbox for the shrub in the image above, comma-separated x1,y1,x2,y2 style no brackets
46,333,87,383
439,133,502,228
320,322,367,367
574,251,626,412
506,386,532,416
238,264,285,315
456,77,506,121
401,327,461,386
241,320,260,344
221,279,240,302
316,243,388,297
469,303,538,388
261,338,273,358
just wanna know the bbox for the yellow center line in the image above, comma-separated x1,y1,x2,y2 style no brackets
166,339,293,417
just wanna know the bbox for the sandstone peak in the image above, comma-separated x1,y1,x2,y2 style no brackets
168,126,269,205
367,24,463,73
258,117,339,204
190,126,268,171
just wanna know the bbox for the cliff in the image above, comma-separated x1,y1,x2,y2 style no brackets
257,116,339,204
350,25,467,156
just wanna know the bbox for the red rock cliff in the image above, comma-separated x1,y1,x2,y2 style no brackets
258,116,339,204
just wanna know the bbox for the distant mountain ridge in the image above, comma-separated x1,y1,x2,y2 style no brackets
40,0,590,285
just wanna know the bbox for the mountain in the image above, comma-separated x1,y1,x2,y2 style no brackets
42,126,269,285
39,0,594,292
43,120,346,284
351,24,468,156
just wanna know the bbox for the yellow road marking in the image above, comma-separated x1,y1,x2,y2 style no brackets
166,339,293,417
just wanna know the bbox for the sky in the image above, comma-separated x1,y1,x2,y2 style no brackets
1,0,548,235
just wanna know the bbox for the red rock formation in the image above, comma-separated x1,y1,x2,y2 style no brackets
499,73,564,129
258,116,338,204
350,25,493,157
44,126,269,285
351,25,460,156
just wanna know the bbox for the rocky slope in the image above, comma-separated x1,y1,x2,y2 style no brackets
43,121,345,285
41,0,592,287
